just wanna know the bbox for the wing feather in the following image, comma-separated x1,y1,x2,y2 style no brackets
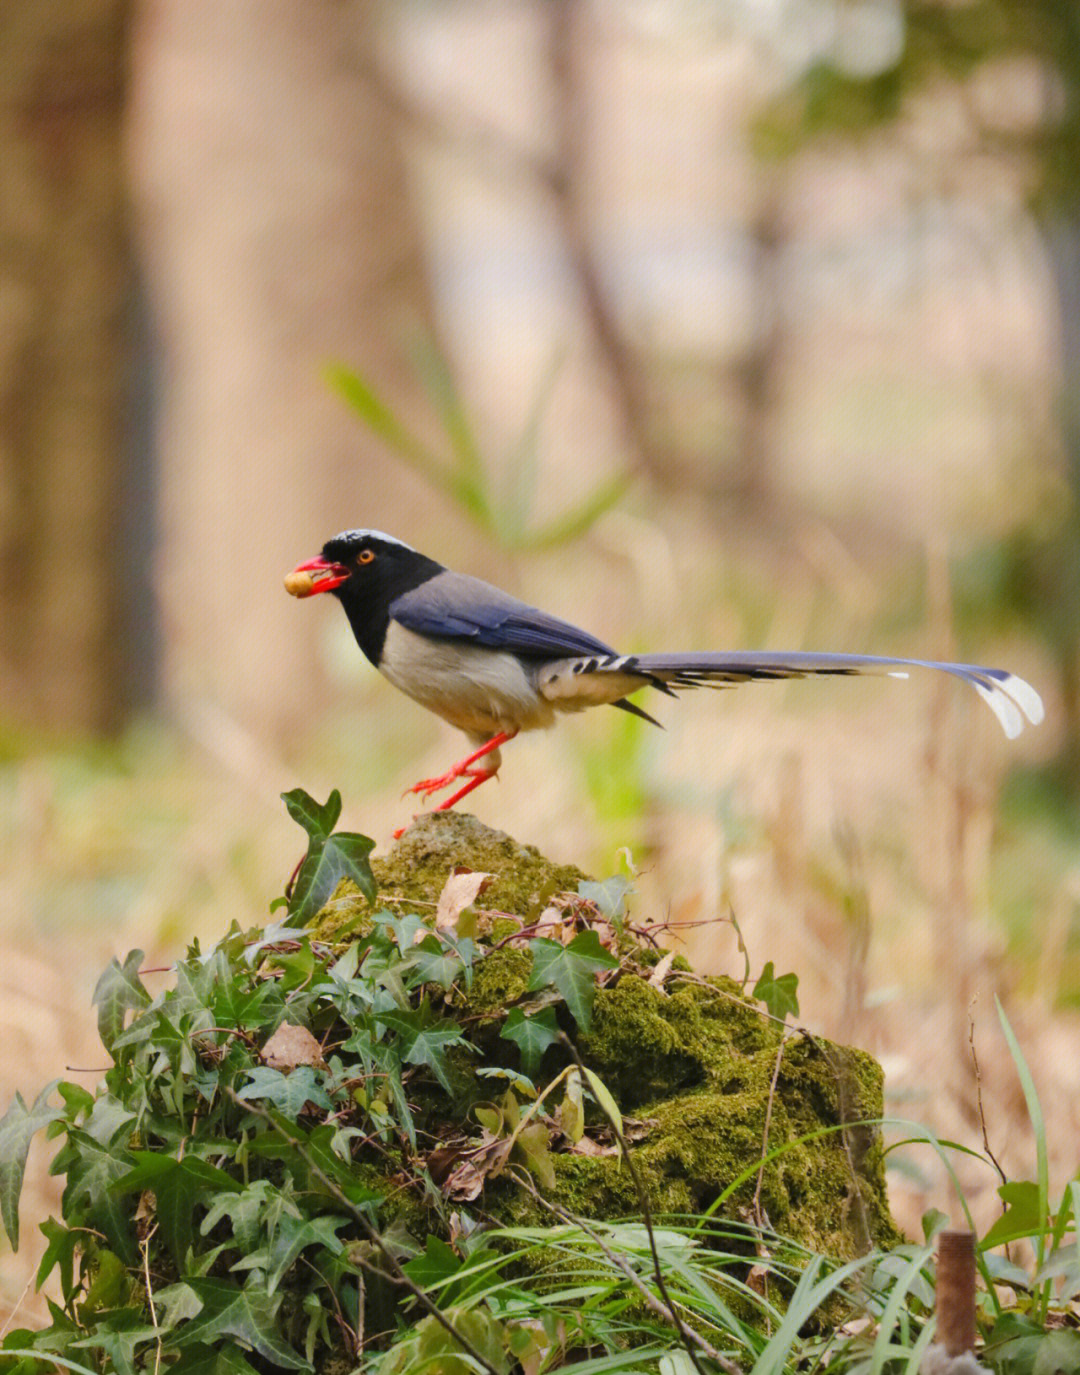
389,571,616,659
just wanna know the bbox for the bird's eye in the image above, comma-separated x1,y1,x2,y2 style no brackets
357,549,375,565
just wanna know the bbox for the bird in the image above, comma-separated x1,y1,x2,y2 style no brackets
285,529,1044,811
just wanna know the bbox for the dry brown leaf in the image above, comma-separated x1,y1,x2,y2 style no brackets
426,1142,467,1186
567,1136,616,1157
435,869,493,930
533,905,563,939
594,921,618,952
443,1159,484,1201
260,1022,323,1069
648,951,675,989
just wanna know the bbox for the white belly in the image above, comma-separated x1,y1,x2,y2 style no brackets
379,621,557,740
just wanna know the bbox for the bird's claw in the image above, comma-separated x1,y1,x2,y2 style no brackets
405,766,470,800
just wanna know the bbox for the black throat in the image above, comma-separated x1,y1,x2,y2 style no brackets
333,549,443,666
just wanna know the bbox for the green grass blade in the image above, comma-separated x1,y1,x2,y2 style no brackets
325,363,448,488
868,1243,934,1375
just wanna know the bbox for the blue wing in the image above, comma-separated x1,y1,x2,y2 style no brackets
389,571,615,659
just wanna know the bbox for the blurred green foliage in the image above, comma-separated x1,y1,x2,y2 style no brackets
327,343,629,551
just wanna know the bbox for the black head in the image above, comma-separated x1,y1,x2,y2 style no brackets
285,529,444,664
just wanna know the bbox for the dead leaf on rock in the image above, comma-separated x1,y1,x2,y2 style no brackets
435,869,493,930
595,1116,656,1145
260,1022,323,1069
648,951,675,990
566,1136,615,1157
533,905,564,940
443,1159,484,1201
426,1142,467,1186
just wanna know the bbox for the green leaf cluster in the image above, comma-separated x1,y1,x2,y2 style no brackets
0,791,644,1372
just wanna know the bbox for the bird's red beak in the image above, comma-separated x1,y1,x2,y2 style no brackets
284,555,350,598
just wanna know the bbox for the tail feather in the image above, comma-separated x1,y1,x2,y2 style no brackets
618,651,1044,740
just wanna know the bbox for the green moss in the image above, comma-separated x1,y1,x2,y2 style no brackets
493,973,899,1259
372,811,588,918
307,811,590,943
460,947,533,1015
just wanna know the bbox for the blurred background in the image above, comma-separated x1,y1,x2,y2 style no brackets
2,0,1078,1310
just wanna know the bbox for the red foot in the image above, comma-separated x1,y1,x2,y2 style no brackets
406,731,514,803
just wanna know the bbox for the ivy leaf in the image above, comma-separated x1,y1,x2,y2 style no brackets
200,1181,275,1255
173,1278,311,1370
559,1070,585,1144
499,1007,561,1077
211,977,282,1032
154,1280,206,1328
287,832,377,925
231,1213,347,1295
513,1121,556,1191
375,1307,512,1375
0,1082,62,1248
36,1217,79,1302
79,1248,129,1315
57,1130,137,1263
111,1153,236,1265
388,913,428,950
376,1008,473,1094
476,1066,537,1098
71,1306,159,1375
578,876,632,923
168,1341,262,1375
93,951,151,1054
80,1095,137,1150
402,1234,462,1289
405,936,463,992
236,1067,333,1117
281,788,342,841
982,1180,1043,1249
527,931,619,1031
752,962,800,1022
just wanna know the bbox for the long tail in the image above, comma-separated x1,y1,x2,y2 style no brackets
605,651,1044,739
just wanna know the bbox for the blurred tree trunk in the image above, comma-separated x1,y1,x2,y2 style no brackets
1038,217,1080,769
129,0,442,742
0,1,133,735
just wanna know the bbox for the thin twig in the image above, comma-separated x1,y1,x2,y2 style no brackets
140,1223,162,1375
753,1027,788,1228
968,1004,1007,1186
669,968,821,1042
0,1269,37,1341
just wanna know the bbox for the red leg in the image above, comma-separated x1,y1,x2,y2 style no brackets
434,766,499,810
406,730,514,801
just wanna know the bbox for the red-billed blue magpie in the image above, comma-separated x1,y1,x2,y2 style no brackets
286,529,1044,810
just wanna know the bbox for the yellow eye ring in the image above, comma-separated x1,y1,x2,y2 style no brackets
357,549,375,565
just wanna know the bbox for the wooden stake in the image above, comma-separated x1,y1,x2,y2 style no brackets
937,1229,976,1356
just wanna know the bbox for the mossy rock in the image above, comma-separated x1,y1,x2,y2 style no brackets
306,810,588,944
314,811,900,1261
